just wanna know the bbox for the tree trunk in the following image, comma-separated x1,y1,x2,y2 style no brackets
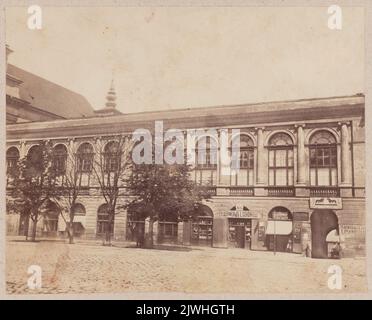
105,214,112,246
145,217,154,249
31,216,38,242
67,222,74,244
24,213,30,241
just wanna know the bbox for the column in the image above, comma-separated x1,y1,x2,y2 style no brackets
217,128,231,191
256,127,266,184
340,122,351,185
296,124,306,185
19,140,26,158
68,137,75,150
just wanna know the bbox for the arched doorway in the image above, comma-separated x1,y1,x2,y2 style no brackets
266,206,293,252
191,204,213,246
40,200,61,236
310,210,338,258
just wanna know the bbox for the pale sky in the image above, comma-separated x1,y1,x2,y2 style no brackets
6,6,364,113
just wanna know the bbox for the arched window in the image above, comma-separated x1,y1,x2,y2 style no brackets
27,145,42,173
6,147,19,172
231,135,254,186
309,130,337,186
268,206,293,221
194,136,218,186
96,204,114,237
52,144,67,174
72,203,86,216
268,133,294,186
104,141,119,172
76,143,94,172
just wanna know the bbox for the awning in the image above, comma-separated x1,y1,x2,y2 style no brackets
326,229,340,242
265,221,293,235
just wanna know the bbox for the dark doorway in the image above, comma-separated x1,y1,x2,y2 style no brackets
228,218,251,249
311,210,338,258
235,226,245,248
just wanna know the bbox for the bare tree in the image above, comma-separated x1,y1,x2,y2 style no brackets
54,143,86,244
8,141,59,241
92,135,134,246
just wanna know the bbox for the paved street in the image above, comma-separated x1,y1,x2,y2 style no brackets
6,239,367,295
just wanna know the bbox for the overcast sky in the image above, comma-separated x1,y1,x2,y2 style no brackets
6,6,364,113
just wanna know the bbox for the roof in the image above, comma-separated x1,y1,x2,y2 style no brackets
7,64,95,119
6,94,364,141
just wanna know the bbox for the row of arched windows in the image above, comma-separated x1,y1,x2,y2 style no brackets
6,141,121,175
194,130,338,187
6,130,339,187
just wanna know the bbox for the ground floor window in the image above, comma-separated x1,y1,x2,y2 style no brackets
158,221,178,243
96,204,114,237
228,218,252,249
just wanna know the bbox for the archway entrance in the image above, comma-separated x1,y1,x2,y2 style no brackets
266,206,293,253
41,200,60,236
310,210,338,258
191,205,213,246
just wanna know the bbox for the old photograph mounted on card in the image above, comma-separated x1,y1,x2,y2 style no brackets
4,4,366,295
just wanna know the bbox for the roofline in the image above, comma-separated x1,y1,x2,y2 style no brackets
6,93,365,130
112,93,365,117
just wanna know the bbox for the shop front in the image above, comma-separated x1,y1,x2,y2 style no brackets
211,204,259,249
265,207,293,253
227,205,254,249
228,218,251,249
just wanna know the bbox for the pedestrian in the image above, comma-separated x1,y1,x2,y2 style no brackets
286,239,293,253
331,242,341,259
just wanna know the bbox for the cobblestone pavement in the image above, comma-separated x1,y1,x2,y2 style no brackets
6,239,367,295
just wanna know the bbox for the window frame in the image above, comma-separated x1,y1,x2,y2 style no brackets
267,133,294,187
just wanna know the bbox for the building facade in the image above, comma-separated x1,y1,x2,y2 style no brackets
6,94,365,259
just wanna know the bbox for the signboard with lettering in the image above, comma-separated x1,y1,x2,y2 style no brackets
339,224,365,240
220,205,259,219
271,212,290,221
309,197,342,210
293,212,309,221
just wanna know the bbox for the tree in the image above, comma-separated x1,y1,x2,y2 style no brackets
55,143,86,244
93,135,133,246
8,141,59,241
123,163,210,248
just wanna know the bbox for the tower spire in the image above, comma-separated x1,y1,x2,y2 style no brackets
105,77,116,109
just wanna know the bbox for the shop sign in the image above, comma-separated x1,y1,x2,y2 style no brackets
309,197,342,209
339,224,365,240
222,204,259,219
293,212,309,221
271,212,290,220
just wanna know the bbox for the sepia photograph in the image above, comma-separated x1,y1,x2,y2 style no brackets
3,3,367,298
